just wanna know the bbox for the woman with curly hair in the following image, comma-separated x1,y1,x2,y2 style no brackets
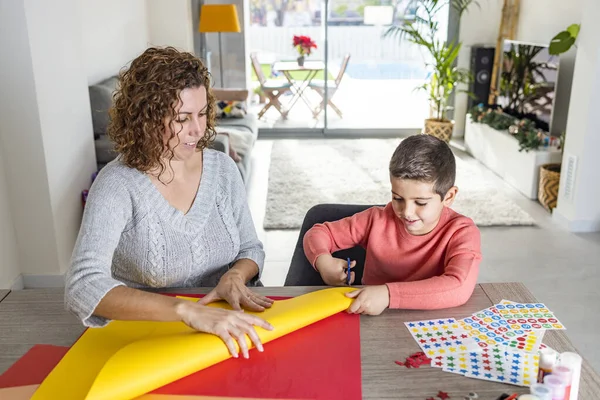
65,47,272,359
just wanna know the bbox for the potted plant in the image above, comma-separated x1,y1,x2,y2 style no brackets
385,0,475,143
537,23,580,212
293,35,317,67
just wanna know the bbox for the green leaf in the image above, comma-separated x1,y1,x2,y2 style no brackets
549,36,576,55
548,24,580,55
552,31,572,41
567,23,581,39
451,0,480,17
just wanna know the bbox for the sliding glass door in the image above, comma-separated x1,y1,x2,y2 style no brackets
323,0,446,133
248,0,448,135
248,0,325,132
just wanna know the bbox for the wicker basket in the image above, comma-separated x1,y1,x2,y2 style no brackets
424,119,454,143
538,163,561,212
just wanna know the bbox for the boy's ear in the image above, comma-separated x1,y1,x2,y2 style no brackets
442,186,458,206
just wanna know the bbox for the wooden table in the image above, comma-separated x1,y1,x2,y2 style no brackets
0,283,599,399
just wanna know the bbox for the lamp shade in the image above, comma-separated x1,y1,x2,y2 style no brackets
199,4,241,33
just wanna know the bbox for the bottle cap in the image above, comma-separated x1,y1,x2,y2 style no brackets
552,364,573,383
539,348,558,369
530,383,553,400
558,352,582,369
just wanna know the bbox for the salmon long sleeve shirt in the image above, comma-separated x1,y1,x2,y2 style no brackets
303,203,482,310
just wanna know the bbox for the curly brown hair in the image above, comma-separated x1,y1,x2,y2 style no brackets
108,46,217,174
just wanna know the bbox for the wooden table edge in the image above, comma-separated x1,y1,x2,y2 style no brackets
0,290,11,304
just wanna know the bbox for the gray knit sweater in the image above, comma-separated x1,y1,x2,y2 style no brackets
65,149,264,327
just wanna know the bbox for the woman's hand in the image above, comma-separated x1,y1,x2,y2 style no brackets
176,301,274,359
199,269,274,312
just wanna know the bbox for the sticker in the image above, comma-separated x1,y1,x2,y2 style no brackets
497,302,565,330
405,318,479,356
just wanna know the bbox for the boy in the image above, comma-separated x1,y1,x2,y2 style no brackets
303,134,481,315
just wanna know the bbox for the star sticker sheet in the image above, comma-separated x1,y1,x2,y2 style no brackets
439,347,540,387
443,347,509,383
502,349,540,386
404,318,479,358
404,299,564,388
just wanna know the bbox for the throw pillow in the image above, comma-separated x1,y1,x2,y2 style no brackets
215,127,253,158
216,133,242,162
216,100,247,119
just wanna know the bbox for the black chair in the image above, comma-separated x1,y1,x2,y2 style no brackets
284,204,377,286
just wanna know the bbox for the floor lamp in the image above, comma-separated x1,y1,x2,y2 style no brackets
199,4,241,88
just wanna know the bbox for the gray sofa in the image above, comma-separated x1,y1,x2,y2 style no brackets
89,77,258,185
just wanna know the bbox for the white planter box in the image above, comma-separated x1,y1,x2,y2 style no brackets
464,116,562,200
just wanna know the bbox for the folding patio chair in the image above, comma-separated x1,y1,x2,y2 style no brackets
250,53,292,119
309,54,351,118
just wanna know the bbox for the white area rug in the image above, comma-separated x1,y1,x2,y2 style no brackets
263,139,536,229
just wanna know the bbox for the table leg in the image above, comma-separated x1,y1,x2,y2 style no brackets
282,70,319,114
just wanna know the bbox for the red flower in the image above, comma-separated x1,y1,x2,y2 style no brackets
293,35,317,56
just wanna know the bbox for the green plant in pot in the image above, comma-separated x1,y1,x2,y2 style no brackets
385,0,475,143
537,23,580,212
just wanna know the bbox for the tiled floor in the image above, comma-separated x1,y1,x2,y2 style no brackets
247,138,600,373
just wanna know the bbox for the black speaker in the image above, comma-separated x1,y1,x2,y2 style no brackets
468,45,495,110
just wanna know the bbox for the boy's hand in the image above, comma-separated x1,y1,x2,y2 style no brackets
315,254,356,286
345,285,390,315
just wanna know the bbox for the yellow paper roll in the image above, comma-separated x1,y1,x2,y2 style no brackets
32,287,355,400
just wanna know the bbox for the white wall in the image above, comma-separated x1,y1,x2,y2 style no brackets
516,0,582,44
0,0,97,282
147,0,194,52
25,0,98,275
455,0,582,137
0,149,20,290
554,0,600,232
81,0,149,85
0,0,61,279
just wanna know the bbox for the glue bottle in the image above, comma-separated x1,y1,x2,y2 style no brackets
537,349,558,383
557,352,582,400
544,375,566,400
551,365,573,400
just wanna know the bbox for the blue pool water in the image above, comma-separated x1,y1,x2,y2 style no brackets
343,61,428,80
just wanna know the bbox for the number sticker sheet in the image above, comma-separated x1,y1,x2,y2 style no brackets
504,330,545,353
496,300,565,330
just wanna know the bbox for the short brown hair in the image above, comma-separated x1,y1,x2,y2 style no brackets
108,46,217,174
389,134,456,198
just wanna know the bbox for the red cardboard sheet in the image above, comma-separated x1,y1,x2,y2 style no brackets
0,295,362,400
0,344,69,389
